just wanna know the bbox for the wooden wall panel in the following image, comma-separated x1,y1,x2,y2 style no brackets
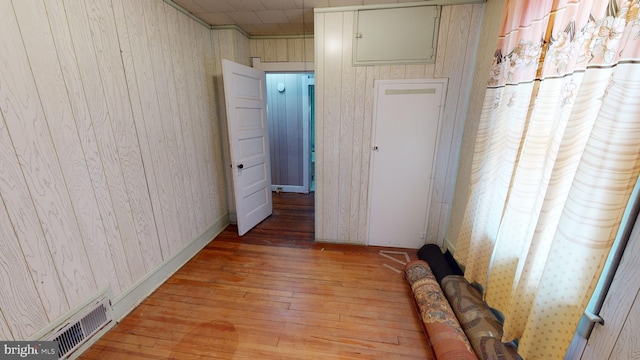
212,29,238,214
87,0,163,271
446,0,506,250
610,292,640,359
156,0,199,241
62,0,146,282
45,0,134,294
428,5,483,245
0,0,97,305
163,5,205,238
115,0,176,258
0,310,12,341
0,0,224,339
0,195,48,338
199,24,226,221
13,0,122,295
250,38,314,63
184,20,211,228
315,5,483,245
338,14,355,242
320,12,345,242
145,0,192,252
0,111,68,321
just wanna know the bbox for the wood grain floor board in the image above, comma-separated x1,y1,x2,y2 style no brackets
81,193,432,359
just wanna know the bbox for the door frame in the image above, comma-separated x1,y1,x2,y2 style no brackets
253,58,315,194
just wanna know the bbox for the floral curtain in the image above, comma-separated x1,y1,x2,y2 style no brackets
454,0,640,358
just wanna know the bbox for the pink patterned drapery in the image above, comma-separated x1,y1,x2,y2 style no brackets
455,1,640,358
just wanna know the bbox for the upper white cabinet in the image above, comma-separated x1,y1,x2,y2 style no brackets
353,5,440,66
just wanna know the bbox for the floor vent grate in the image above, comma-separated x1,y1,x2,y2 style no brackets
46,297,112,359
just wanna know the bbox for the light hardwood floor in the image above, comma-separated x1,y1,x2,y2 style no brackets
81,193,432,359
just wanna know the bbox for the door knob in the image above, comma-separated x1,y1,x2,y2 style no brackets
238,164,244,169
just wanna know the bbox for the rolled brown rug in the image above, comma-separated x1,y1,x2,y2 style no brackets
405,260,478,360
441,275,522,360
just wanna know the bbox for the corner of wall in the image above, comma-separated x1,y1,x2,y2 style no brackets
111,215,229,321
445,0,506,246
442,236,456,255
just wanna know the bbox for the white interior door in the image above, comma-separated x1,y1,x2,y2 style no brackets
222,59,272,236
367,79,445,248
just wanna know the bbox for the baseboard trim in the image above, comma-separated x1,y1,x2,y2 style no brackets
442,237,455,255
315,238,366,246
228,212,237,224
111,215,229,321
60,216,228,358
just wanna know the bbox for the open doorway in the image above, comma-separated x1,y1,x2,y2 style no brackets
266,72,314,193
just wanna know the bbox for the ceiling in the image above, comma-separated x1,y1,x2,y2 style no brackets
171,0,429,36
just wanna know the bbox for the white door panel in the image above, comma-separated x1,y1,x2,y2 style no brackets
367,80,445,248
222,59,272,236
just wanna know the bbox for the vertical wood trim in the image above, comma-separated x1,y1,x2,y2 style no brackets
358,66,379,243
0,0,97,307
14,0,122,295
434,6,452,78
315,14,325,240
350,66,367,242
321,12,344,241
338,13,355,242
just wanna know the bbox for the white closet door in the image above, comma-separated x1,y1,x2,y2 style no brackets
367,79,446,248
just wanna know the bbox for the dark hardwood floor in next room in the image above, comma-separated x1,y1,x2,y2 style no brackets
81,192,432,359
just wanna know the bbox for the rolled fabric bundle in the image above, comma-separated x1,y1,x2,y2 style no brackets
441,275,522,360
405,261,478,360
